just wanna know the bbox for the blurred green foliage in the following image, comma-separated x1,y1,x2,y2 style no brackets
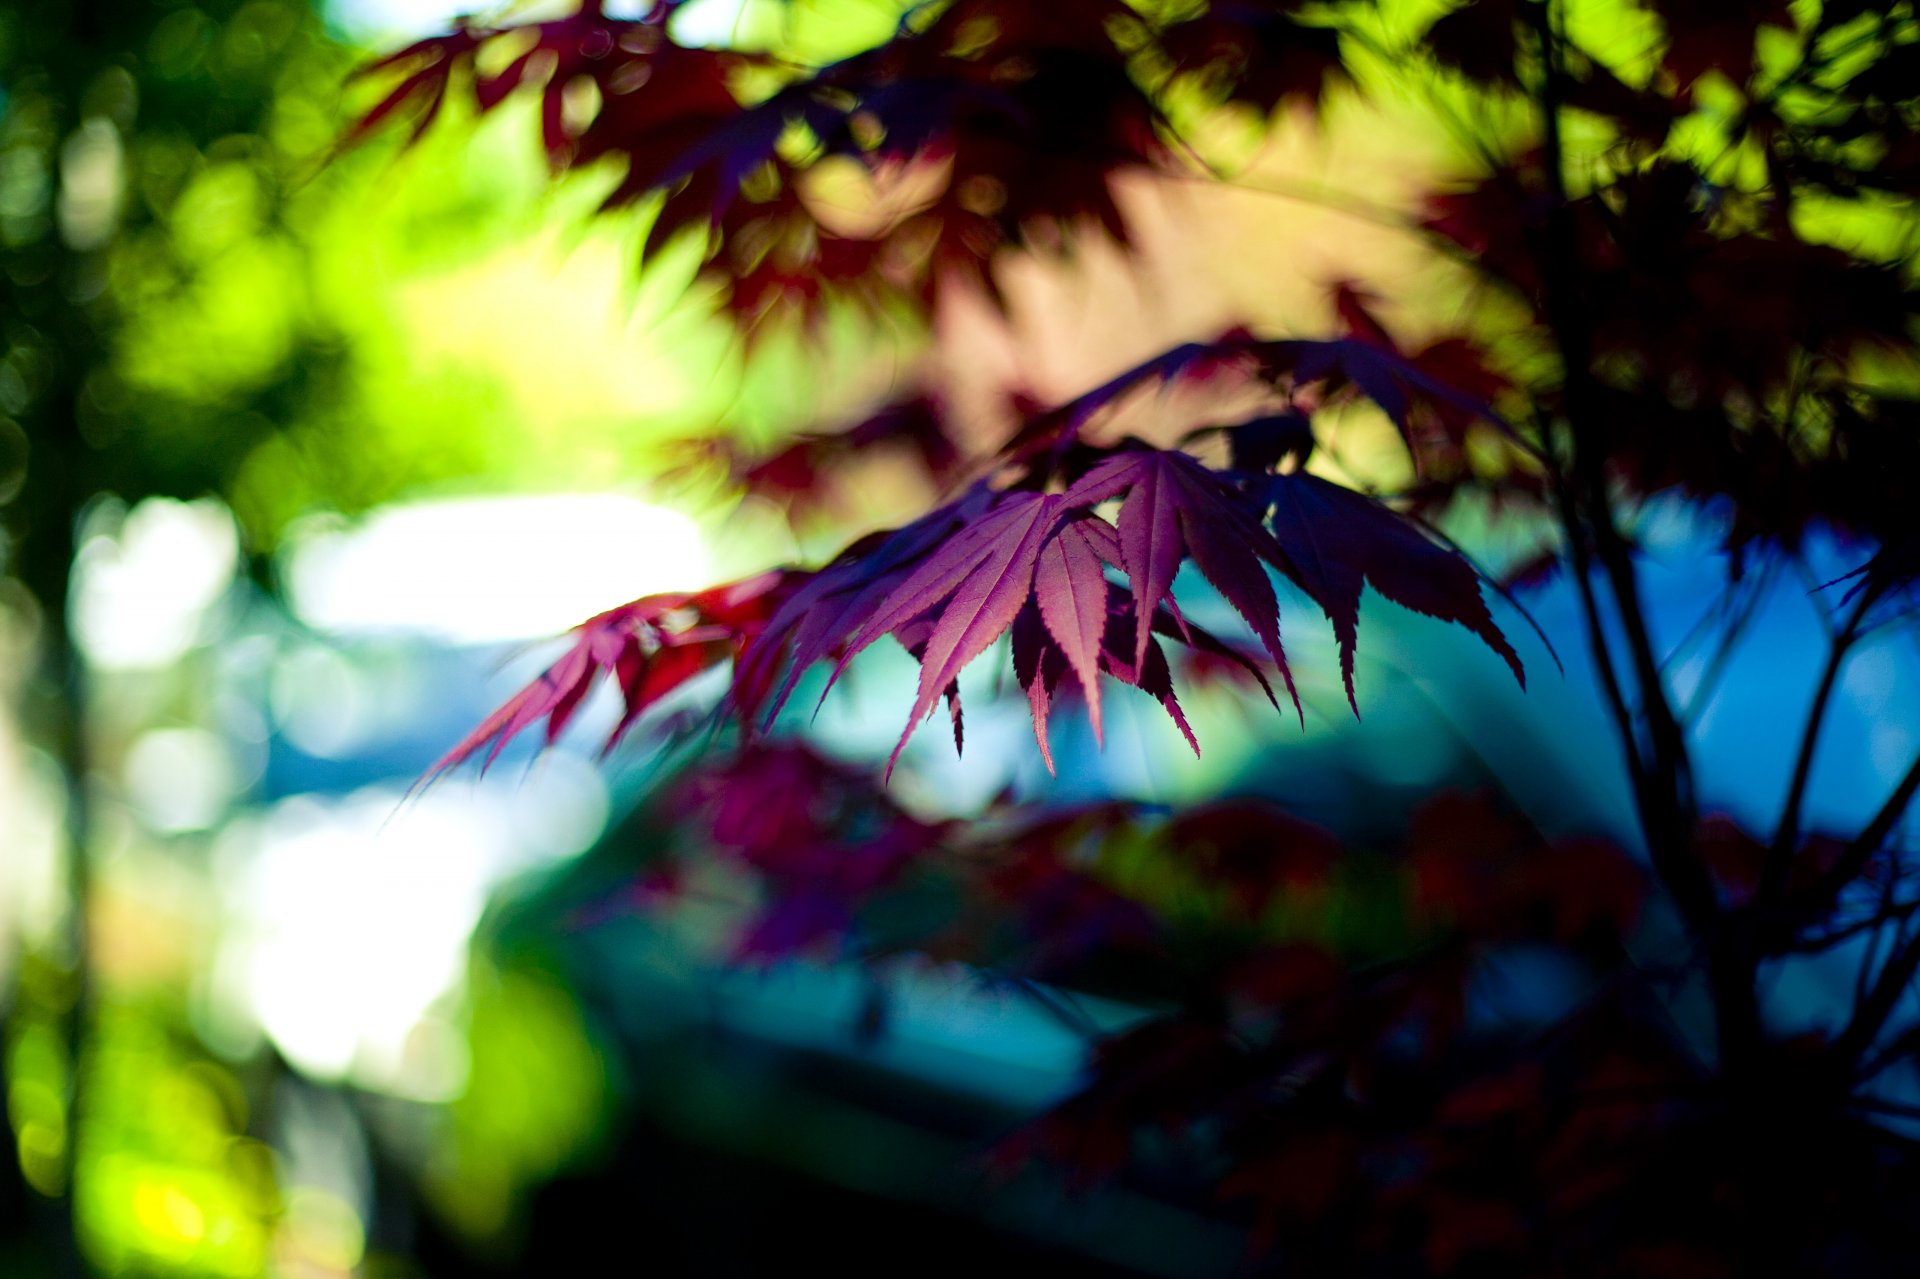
421,958,610,1247
0,0,902,599
74,1002,275,1278
0,3,700,1275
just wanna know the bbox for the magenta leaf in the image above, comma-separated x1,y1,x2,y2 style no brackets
855,492,1065,774
735,484,999,729
1066,449,1300,718
1035,516,1113,743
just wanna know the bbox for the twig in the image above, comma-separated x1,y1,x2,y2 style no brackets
1678,559,1779,726
1835,926,1920,1077
1761,582,1881,908
1804,751,1920,924
1786,892,1920,956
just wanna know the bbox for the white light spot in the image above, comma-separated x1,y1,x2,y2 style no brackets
123,727,235,834
72,498,237,670
283,494,710,644
57,118,124,251
669,0,753,45
237,791,494,1088
226,766,609,1098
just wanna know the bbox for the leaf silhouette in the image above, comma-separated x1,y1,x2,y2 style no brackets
1420,0,1522,87
1159,5,1349,114
1262,473,1523,707
339,28,481,150
1002,336,1265,466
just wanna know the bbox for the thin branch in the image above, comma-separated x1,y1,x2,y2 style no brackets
1404,510,1563,674
1794,556,1847,641
1860,1021,1920,1084
1174,166,1423,238
1525,0,1710,933
1550,468,1644,785
1661,579,1748,676
1008,977,1105,1041
1786,892,1920,956
1678,559,1778,726
1761,582,1880,908
1835,924,1920,1075
1857,874,1912,1016
1805,751,1920,923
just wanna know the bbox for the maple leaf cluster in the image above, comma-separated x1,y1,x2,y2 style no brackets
613,747,1917,1274
585,744,1920,1272
348,0,1352,328
643,745,1165,974
1413,3,1920,594
430,318,1527,782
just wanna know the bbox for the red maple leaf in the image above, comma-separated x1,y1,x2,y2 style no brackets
1064,447,1300,704
423,571,787,780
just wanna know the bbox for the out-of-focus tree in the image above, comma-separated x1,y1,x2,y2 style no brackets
0,5,353,1267
0,4,639,1273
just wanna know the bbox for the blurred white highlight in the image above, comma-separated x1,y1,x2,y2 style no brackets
284,494,709,644
224,756,608,1098
72,497,239,671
